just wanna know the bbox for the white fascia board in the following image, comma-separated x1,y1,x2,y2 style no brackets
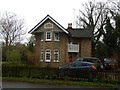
30,16,69,34
48,16,69,34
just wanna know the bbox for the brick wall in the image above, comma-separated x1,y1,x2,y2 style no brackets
33,20,92,68
81,39,92,57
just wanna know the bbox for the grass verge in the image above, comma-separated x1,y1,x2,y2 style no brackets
2,77,119,87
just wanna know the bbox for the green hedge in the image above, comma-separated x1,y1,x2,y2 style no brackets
2,65,59,79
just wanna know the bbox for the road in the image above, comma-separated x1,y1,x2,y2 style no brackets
2,81,112,90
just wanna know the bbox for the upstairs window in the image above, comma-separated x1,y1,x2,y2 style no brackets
46,31,52,41
54,49,59,62
54,32,59,41
45,49,51,62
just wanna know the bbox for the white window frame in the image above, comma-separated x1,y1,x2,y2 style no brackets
40,49,44,62
53,49,59,62
46,31,52,41
45,49,51,62
54,32,59,41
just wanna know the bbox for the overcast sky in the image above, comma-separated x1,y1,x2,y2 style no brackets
0,0,107,42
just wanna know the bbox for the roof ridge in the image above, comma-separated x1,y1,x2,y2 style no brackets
29,15,69,34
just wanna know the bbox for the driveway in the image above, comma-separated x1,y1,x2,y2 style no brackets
2,81,112,90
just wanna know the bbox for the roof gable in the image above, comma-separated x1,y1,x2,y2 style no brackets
29,15,69,34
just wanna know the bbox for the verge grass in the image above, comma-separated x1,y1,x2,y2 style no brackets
2,77,119,87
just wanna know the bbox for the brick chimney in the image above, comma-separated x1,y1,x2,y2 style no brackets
68,23,72,29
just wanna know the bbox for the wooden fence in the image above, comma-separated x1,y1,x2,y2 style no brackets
2,66,120,83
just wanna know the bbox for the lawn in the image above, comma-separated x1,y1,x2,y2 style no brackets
2,77,120,87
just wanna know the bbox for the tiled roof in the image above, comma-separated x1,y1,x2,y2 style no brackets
28,15,93,38
67,28,93,38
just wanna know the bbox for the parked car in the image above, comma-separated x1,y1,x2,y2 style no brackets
59,61,97,80
74,57,104,69
59,61,97,70
103,58,118,70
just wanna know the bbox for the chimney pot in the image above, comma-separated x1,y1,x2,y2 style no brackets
68,23,72,29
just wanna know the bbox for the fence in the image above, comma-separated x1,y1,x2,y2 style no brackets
2,66,58,79
2,66,120,83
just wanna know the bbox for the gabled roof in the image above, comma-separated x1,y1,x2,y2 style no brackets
67,28,93,38
29,15,69,34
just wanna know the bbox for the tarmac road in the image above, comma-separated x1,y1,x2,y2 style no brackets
2,80,112,90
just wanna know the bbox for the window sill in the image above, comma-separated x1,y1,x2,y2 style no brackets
41,40,44,42
53,60,59,63
40,60,44,62
45,39,52,41
54,40,59,42
44,60,51,63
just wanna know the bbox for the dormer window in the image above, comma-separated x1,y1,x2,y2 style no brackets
46,31,52,41
44,23,53,29
54,32,59,41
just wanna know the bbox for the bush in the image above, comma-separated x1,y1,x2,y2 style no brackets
2,66,59,79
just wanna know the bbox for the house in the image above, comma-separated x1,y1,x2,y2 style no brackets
29,15,93,68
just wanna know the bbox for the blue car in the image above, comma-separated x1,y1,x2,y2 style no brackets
59,62,97,79
59,61,97,70
74,57,104,69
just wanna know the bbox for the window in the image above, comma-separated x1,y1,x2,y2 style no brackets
54,49,59,62
54,32,59,41
40,49,44,62
40,32,44,41
45,49,51,62
46,31,52,41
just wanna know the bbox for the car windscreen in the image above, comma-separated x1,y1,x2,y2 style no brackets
75,58,83,62
83,58,100,63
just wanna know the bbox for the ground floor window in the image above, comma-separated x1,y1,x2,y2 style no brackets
54,49,59,62
40,49,59,63
45,49,51,62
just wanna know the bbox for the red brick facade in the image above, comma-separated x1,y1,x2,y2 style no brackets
29,15,92,68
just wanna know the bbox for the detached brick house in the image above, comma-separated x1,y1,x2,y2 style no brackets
29,15,93,68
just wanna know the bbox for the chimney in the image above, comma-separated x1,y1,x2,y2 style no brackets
68,23,72,29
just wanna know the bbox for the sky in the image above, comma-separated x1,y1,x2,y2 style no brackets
0,0,106,42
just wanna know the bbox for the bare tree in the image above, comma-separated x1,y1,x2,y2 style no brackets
0,11,25,47
77,1,109,45
0,11,26,61
109,0,120,57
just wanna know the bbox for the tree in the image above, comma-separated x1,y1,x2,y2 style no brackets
102,18,116,56
94,41,107,57
93,0,120,60
77,1,108,46
110,0,120,59
26,35,36,65
0,11,26,61
27,35,35,52
0,11,25,47
7,49,22,62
